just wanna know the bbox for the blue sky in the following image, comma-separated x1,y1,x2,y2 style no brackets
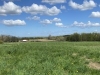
0,0,100,37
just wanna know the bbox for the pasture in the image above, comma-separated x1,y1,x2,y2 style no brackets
0,42,100,75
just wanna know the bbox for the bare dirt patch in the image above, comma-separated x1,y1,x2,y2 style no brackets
80,56,100,70
88,62,100,70
30,39,55,42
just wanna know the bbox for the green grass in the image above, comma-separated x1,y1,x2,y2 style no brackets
0,42,100,75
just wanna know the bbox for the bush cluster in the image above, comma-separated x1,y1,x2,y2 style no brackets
0,40,3,44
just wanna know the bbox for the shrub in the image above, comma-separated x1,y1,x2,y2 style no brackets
0,40,3,44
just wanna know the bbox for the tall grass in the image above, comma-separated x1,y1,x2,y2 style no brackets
0,42,100,75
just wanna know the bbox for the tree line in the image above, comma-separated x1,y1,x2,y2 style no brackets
48,33,100,41
0,35,19,43
65,33,100,41
0,33,100,43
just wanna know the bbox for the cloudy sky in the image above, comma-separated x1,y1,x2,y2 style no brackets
0,0,100,37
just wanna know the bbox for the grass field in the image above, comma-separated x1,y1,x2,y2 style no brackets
0,42,100,75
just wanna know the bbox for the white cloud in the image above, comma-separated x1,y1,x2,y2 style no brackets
40,18,67,27
73,21,100,27
90,11,100,18
22,3,47,15
32,16,40,20
22,4,61,16
27,16,40,20
55,23,63,26
52,18,61,22
42,0,66,4
0,1,22,16
40,19,52,25
55,22,67,27
60,5,66,9
69,0,96,11
2,19,26,26
45,6,61,16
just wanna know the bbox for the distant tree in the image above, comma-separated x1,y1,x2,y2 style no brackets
81,33,87,41
48,35,52,40
56,36,66,41
69,33,80,41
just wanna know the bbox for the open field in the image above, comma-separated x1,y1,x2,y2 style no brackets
0,42,100,75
